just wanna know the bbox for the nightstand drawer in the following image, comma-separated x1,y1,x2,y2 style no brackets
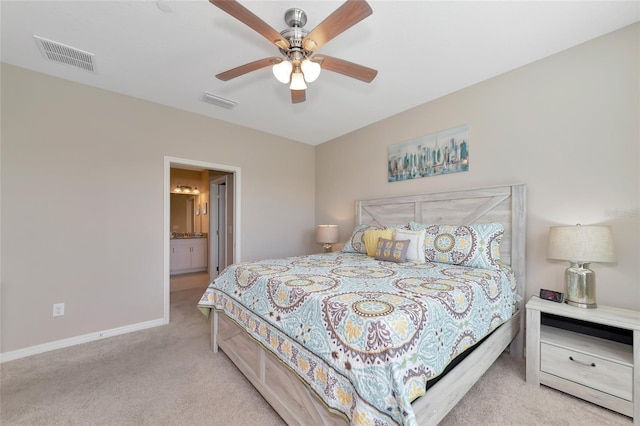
541,342,632,401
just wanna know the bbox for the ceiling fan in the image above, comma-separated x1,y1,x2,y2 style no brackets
210,0,378,104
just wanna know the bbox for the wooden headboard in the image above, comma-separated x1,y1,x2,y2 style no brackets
355,184,527,309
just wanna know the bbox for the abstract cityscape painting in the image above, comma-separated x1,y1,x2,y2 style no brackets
388,124,469,182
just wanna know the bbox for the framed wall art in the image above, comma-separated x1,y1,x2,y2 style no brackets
388,124,469,182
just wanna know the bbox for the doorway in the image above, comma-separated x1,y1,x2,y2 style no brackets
163,156,241,324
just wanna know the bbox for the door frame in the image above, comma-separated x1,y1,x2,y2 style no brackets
163,156,241,324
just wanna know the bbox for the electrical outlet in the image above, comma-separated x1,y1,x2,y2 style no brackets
53,303,65,317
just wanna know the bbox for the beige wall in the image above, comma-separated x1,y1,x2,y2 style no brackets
170,168,202,192
316,23,639,310
0,64,316,353
1,23,638,356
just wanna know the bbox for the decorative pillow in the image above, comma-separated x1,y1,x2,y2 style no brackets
393,228,426,263
342,224,377,254
374,238,409,263
363,229,393,257
342,223,411,254
410,222,504,270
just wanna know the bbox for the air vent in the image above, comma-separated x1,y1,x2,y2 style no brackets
34,35,95,72
201,92,238,110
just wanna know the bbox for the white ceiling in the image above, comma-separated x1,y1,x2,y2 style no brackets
2,1,638,146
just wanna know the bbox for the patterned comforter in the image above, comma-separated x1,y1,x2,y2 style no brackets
198,252,517,426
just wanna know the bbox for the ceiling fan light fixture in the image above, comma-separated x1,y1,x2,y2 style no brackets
301,59,321,83
272,60,292,84
210,1,377,104
289,71,307,90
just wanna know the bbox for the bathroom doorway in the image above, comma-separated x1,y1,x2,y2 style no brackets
163,156,241,324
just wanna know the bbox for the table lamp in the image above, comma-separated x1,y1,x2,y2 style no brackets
317,225,339,252
547,224,616,308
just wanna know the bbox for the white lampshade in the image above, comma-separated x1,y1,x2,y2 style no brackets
547,225,616,263
289,72,307,90
272,60,292,84
301,59,321,83
316,225,339,244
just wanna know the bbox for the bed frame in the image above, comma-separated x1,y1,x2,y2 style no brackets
210,183,526,425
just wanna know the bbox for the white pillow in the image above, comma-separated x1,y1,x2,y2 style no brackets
393,229,426,263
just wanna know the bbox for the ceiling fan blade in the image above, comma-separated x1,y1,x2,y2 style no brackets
291,90,306,104
210,0,290,49
314,55,377,83
302,0,372,51
216,57,282,81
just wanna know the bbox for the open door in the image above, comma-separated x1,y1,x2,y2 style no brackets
209,174,234,281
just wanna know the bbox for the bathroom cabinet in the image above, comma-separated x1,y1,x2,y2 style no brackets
170,238,207,274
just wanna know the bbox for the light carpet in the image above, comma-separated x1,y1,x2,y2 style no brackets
1,288,632,425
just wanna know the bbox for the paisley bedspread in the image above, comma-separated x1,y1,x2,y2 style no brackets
198,252,517,426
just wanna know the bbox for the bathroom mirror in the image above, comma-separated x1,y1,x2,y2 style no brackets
170,193,199,233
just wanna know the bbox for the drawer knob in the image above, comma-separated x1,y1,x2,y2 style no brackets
569,356,596,367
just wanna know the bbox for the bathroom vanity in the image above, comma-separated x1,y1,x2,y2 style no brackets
170,234,208,275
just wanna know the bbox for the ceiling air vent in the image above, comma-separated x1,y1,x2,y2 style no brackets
34,35,95,72
201,92,238,110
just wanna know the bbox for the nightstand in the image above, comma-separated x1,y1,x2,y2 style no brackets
526,296,640,424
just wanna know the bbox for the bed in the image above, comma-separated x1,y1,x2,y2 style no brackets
198,184,526,425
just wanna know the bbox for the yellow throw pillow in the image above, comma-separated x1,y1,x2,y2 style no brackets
363,229,393,256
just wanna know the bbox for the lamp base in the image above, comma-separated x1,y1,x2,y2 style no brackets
566,300,597,309
323,243,333,253
564,262,597,309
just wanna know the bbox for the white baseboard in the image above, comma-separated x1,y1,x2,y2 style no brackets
0,318,166,363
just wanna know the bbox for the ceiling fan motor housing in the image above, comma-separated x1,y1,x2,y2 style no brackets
279,8,311,60
284,8,307,28
280,7,313,66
